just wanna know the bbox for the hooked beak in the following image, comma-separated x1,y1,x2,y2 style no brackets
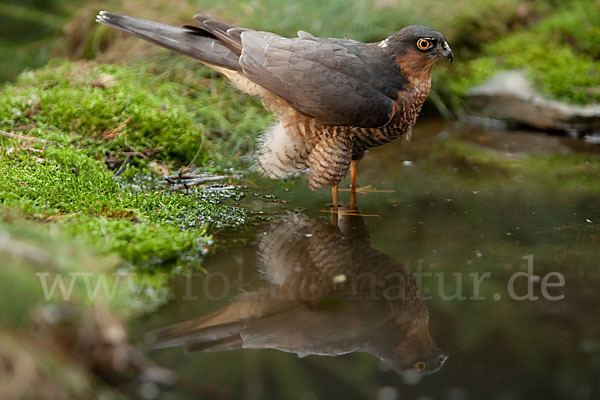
441,42,453,63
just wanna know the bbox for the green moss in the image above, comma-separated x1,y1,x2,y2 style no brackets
484,37,600,105
1,60,267,164
439,0,600,105
0,144,208,266
534,0,600,58
0,60,263,268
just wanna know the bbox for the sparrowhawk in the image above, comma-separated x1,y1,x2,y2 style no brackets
96,12,453,205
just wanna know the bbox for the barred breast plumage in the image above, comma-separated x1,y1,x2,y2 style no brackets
258,81,431,189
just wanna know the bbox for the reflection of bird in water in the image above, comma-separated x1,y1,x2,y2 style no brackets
152,208,447,375
96,12,452,206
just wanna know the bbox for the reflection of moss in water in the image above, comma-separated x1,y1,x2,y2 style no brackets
429,139,600,194
364,137,600,285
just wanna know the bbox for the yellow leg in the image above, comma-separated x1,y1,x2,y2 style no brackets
331,185,339,207
350,160,359,190
331,185,339,226
350,160,359,210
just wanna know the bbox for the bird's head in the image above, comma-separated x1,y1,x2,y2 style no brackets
368,317,448,376
376,336,449,376
381,25,452,82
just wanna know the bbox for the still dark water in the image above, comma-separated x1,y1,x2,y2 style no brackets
131,121,600,400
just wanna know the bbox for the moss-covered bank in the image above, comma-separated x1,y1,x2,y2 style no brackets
0,60,270,270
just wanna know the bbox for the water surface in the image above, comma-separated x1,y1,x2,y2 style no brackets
131,121,600,400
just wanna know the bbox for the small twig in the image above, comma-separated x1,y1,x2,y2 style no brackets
166,173,241,180
1,130,61,148
7,146,44,154
35,210,84,222
121,151,148,159
6,141,47,156
121,146,165,159
0,130,46,142
146,146,165,155
13,123,38,131
165,175,242,188
113,154,132,176
103,117,131,139
108,146,165,175
203,185,237,191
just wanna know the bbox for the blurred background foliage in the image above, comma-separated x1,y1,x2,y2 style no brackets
1,0,599,105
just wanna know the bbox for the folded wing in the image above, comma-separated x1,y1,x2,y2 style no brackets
239,32,407,127
97,12,407,128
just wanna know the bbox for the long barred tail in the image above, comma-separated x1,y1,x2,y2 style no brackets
256,122,309,179
95,11,240,70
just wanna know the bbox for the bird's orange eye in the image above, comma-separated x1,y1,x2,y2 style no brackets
414,361,427,371
417,39,431,51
